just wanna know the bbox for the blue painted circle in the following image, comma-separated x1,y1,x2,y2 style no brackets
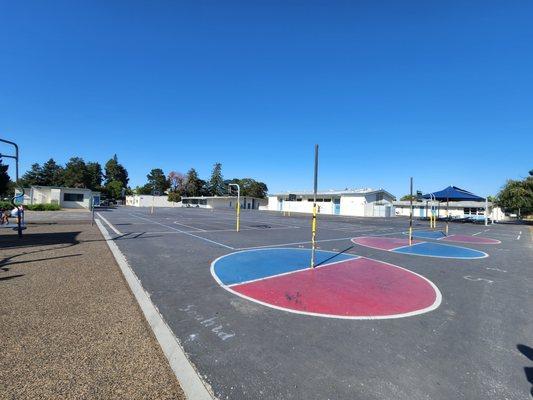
213,248,358,286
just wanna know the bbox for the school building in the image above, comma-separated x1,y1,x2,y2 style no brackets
267,188,396,217
126,195,267,210
16,186,101,209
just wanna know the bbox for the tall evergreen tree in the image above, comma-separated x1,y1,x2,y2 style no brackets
41,158,64,186
86,162,103,190
209,162,224,196
63,157,90,188
146,168,169,194
105,154,129,186
21,163,44,186
0,159,11,196
184,168,202,196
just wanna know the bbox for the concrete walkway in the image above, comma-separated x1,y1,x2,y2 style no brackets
0,222,185,399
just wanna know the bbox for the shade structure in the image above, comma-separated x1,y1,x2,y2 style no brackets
422,186,485,202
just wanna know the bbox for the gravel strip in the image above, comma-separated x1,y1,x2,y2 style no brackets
0,223,186,400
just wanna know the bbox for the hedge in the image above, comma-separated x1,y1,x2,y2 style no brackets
25,203,61,211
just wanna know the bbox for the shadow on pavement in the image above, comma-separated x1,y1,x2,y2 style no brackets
517,344,533,396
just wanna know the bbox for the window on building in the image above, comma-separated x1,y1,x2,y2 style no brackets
199,199,207,205
63,193,84,202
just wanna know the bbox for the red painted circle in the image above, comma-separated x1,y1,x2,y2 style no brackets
212,249,441,319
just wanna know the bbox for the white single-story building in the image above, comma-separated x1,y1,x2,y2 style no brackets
126,195,267,210
182,196,267,210
16,186,100,209
126,195,177,208
393,200,507,221
267,188,396,217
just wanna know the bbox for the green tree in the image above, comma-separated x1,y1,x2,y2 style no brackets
106,180,123,199
0,159,11,196
496,178,533,217
105,154,129,186
41,158,64,186
168,191,182,202
135,184,153,195
184,168,203,196
21,163,44,186
227,178,268,198
146,168,169,194
86,162,103,190
63,157,89,188
208,162,224,196
400,194,416,201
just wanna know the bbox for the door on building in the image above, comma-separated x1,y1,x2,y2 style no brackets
333,198,341,215
419,206,424,217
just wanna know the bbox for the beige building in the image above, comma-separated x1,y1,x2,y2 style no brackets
16,186,100,209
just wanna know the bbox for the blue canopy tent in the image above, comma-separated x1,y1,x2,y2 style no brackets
422,186,485,202
422,186,487,233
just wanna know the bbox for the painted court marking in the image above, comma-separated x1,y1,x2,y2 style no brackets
211,248,442,320
129,213,235,249
352,236,488,259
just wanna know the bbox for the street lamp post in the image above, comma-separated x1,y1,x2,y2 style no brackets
228,183,241,232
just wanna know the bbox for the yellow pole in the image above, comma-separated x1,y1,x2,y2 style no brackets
311,204,317,268
236,202,240,232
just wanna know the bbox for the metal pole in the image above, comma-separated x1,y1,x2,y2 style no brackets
311,145,319,268
446,198,450,236
1,138,22,238
485,197,488,226
409,177,413,246
229,183,241,232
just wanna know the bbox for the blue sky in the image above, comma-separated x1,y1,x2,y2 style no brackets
1,1,531,197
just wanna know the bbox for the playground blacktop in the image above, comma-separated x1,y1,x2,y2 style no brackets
2,207,532,399
92,207,532,400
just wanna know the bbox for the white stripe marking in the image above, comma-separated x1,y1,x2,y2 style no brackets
227,255,360,287
96,212,122,235
129,213,235,249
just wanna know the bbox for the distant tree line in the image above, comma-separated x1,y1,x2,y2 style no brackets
135,163,268,201
14,154,130,199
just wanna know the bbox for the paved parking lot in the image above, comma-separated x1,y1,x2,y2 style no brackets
95,207,531,399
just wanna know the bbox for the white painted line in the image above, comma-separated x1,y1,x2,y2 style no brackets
351,237,489,259
95,219,214,400
237,237,354,250
472,231,482,236
96,212,122,235
389,242,426,252
211,249,442,320
173,220,206,231
236,230,407,251
129,213,235,250
517,235,521,240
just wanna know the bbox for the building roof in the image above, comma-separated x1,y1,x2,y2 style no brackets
180,195,265,200
394,200,491,208
20,186,99,192
271,188,396,199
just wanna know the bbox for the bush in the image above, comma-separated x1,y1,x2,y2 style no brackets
168,191,182,203
0,200,12,210
25,203,61,211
